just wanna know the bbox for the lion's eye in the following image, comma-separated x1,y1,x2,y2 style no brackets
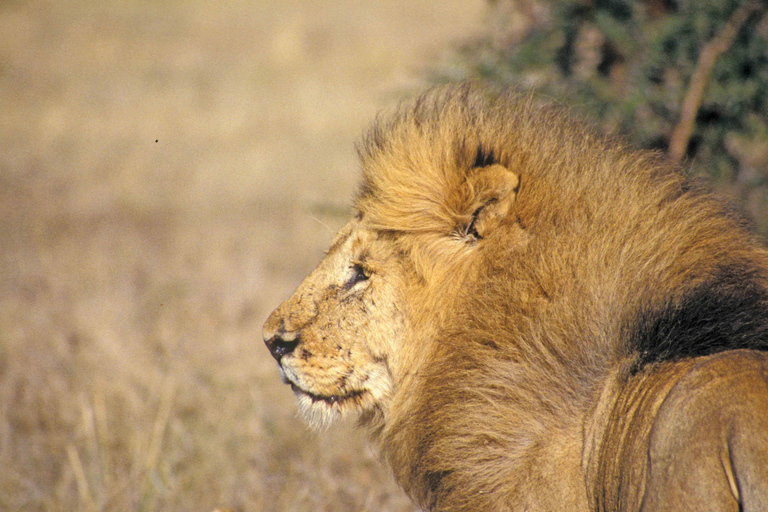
345,263,369,289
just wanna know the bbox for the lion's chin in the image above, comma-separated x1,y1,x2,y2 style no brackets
287,381,368,430
289,382,366,406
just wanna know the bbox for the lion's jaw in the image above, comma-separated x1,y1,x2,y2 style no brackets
263,219,409,430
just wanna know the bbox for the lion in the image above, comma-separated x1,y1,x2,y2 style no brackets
263,83,768,511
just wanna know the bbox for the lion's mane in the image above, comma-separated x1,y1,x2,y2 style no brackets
354,84,768,510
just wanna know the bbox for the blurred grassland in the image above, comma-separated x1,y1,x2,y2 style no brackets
0,0,484,510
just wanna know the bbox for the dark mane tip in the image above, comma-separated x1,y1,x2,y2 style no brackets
629,263,768,373
473,146,497,168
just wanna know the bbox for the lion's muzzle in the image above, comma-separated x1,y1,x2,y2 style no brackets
263,325,299,362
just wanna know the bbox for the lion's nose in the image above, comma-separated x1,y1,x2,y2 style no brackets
264,329,300,361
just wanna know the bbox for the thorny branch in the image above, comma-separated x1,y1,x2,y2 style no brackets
668,0,764,164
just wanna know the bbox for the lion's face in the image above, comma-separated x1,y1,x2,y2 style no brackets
262,217,409,429
263,160,521,430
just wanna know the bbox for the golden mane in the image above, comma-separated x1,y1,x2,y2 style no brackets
357,84,768,509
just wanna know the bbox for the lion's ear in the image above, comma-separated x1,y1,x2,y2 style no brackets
461,164,519,241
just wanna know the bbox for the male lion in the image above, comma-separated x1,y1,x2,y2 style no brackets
263,83,768,511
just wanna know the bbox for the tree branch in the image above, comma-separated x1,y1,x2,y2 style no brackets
668,0,762,164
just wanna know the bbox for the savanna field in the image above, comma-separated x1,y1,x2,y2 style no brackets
0,1,485,510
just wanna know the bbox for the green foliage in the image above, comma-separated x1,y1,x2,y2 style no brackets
435,0,768,228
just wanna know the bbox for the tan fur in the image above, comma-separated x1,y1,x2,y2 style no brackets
263,83,768,511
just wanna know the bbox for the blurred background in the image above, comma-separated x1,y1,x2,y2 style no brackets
1,0,766,511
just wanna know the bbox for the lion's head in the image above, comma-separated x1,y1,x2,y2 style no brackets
263,157,521,430
261,216,407,429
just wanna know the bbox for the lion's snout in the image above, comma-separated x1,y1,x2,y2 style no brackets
263,321,300,362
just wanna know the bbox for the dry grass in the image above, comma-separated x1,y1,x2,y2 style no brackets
0,0,483,510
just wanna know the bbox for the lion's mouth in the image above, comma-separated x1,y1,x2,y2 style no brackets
278,363,368,407
288,381,366,406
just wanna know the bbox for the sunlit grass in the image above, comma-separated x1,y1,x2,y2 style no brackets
0,0,422,510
